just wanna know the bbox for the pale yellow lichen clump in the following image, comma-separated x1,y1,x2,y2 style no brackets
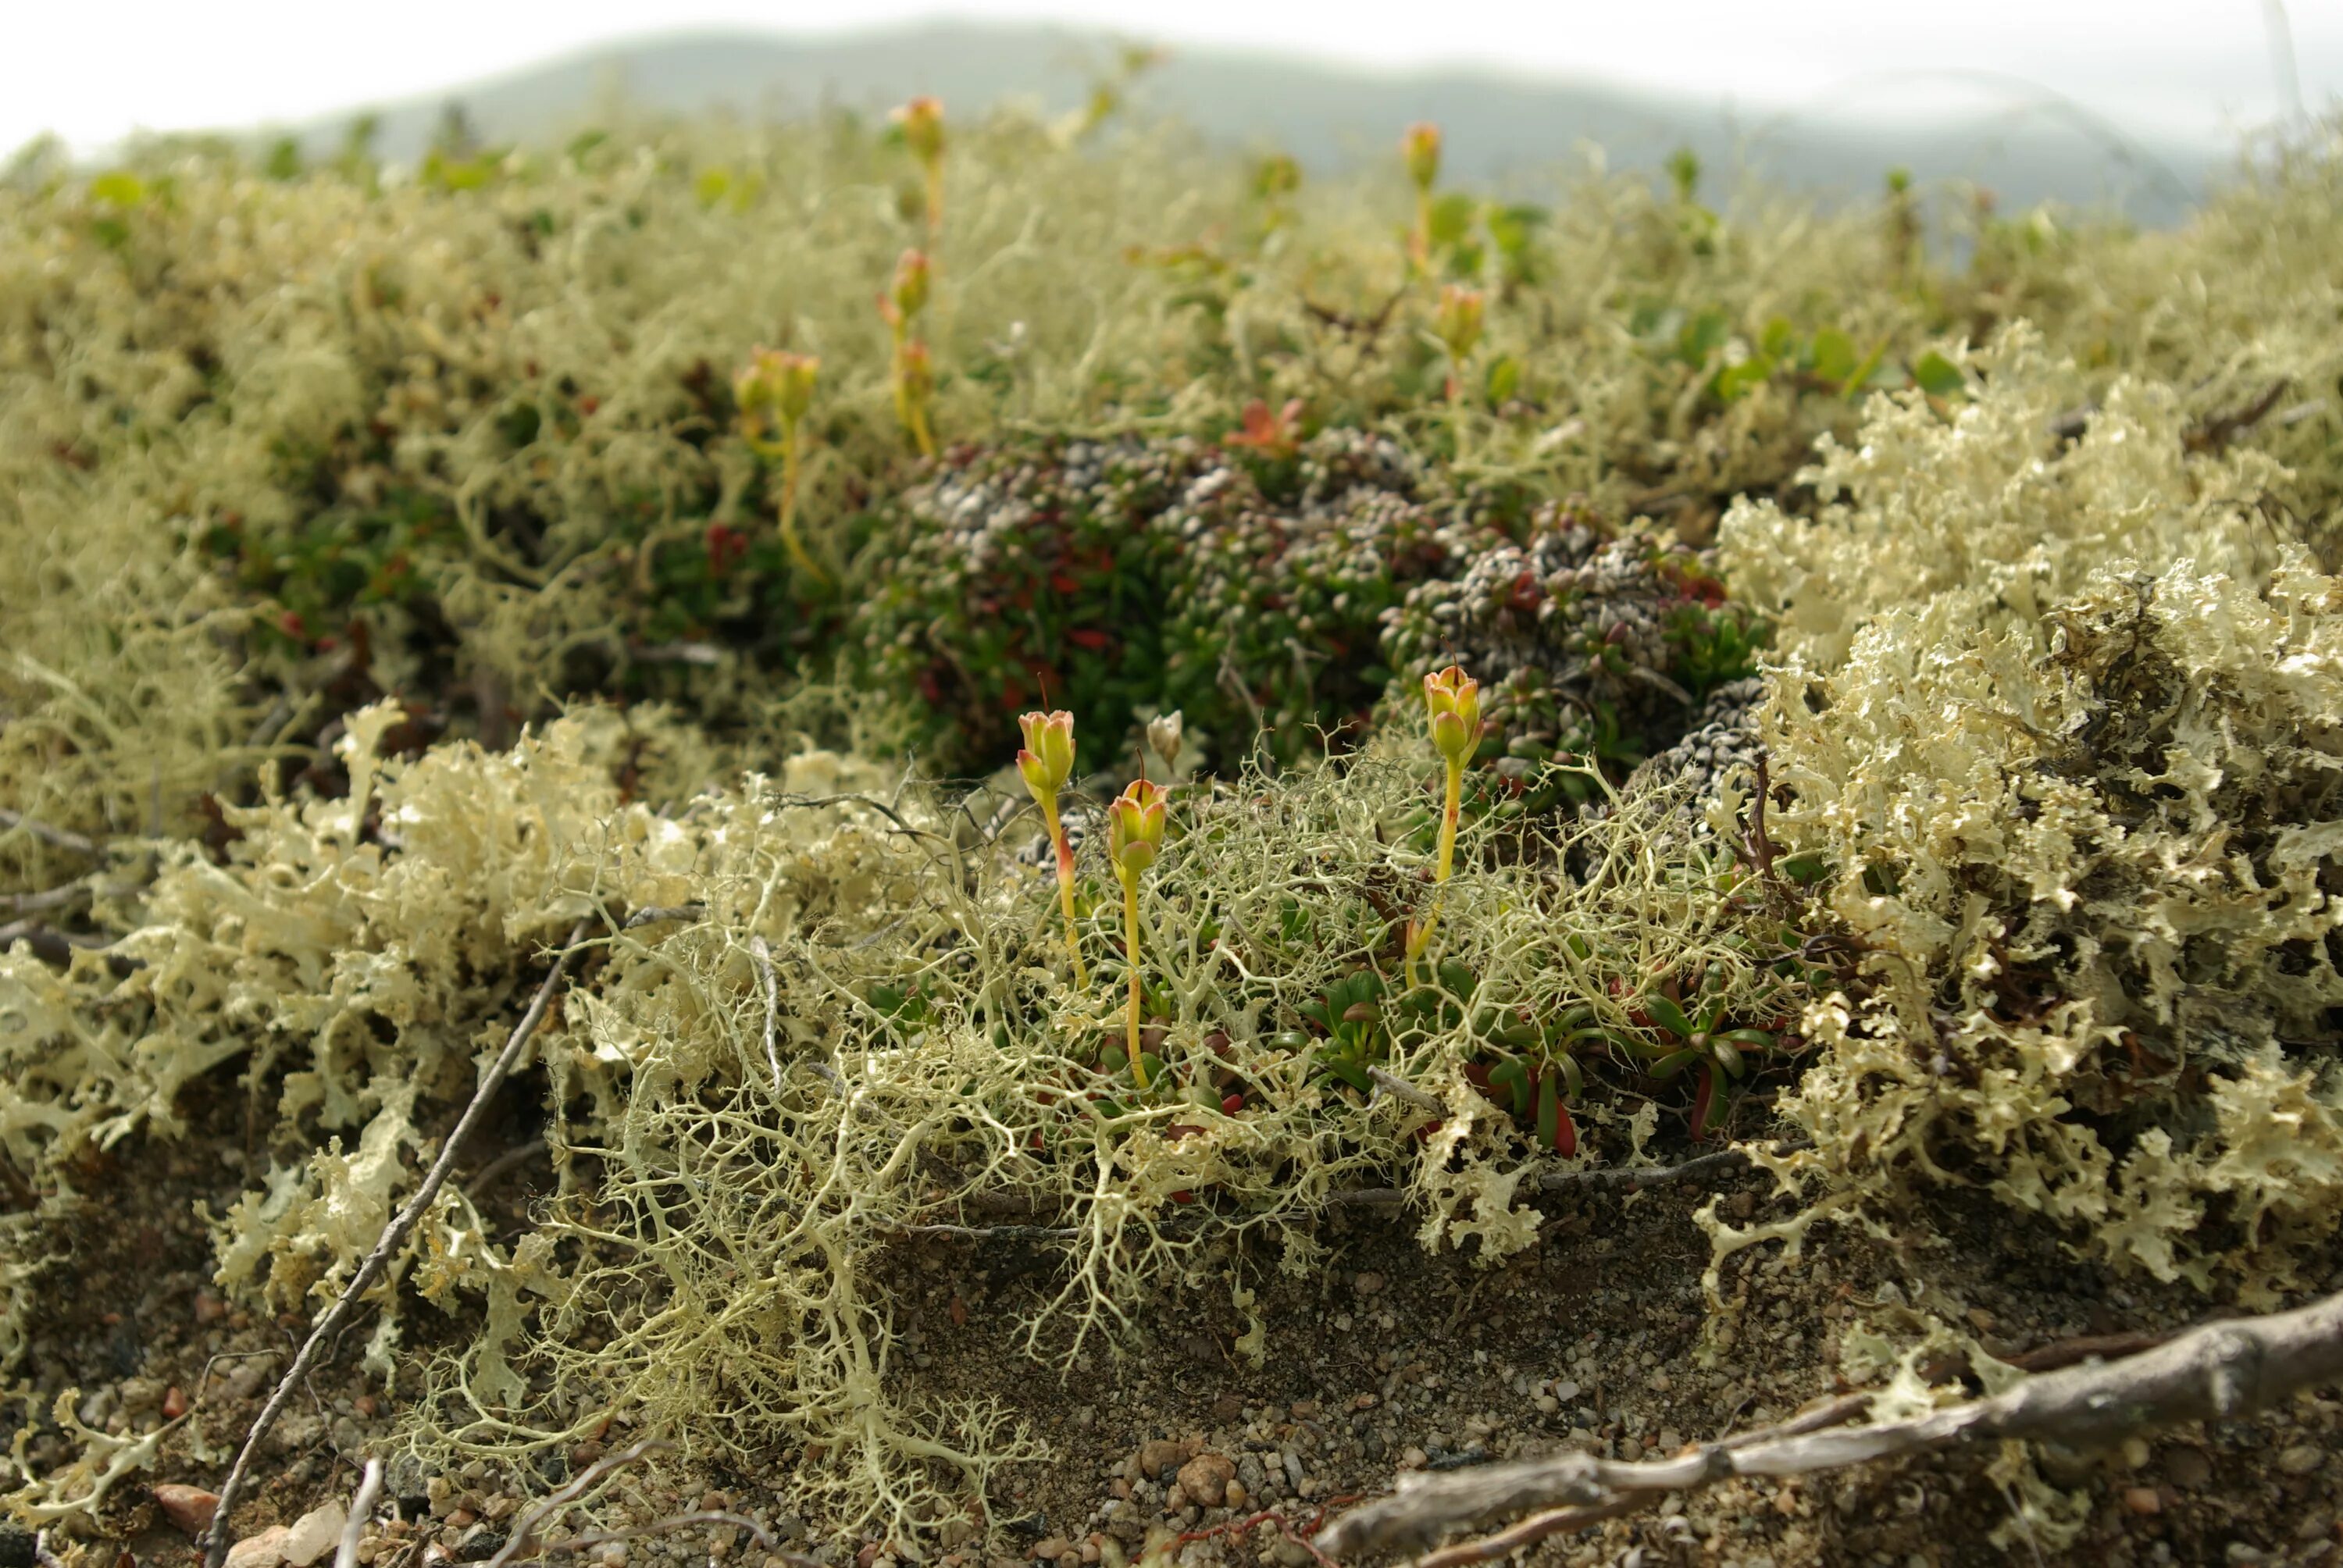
1758,553,2343,1299
1719,323,2286,672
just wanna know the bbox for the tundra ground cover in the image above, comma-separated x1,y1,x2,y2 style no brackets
1,103,2340,1557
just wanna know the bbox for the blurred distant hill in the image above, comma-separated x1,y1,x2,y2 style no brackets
286,21,2220,223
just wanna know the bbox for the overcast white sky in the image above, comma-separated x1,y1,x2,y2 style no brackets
4,0,2336,156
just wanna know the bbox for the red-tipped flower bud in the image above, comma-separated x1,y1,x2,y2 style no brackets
1016,710,1076,800
1403,123,1442,194
887,248,932,326
898,337,934,400
736,346,819,429
893,96,946,168
1424,664,1483,767
1435,285,1485,362
1107,778,1168,877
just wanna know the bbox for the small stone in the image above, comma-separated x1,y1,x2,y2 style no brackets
1399,1447,1428,1470
701,1492,732,1513
1176,1454,1236,1509
284,1502,348,1567
2124,1488,2164,1517
1136,1440,1183,1480
2278,1445,2323,1477
1029,1539,1068,1562
1353,1274,1385,1297
226,1526,293,1568
1657,1430,1683,1455
153,1484,221,1534
444,1511,478,1532
1619,1438,1646,1462
162,1386,190,1420
1223,1481,1247,1511
2164,1447,2213,1488
1535,1395,1559,1416
1288,1400,1318,1420
1211,1395,1243,1424
1966,1308,1996,1333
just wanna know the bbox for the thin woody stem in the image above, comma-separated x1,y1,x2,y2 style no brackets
1408,760,1464,982
1122,870,1147,1088
1042,798,1088,986
774,421,826,587
889,320,911,432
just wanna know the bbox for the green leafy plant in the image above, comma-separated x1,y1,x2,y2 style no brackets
1296,969,1388,1094
1616,978,1785,1139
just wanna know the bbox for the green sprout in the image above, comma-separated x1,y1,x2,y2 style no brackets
1016,709,1087,987
1620,982,1779,1139
1406,663,1482,987
1106,777,1168,1088
733,347,825,587
1296,970,1385,1094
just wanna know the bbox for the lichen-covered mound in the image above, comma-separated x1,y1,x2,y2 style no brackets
1714,326,2343,1299
0,699,1804,1534
1760,554,2343,1299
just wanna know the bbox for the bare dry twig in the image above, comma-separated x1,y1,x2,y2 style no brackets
0,809,101,857
1317,1291,2343,1560
201,918,597,1568
333,1460,386,1568
485,1439,671,1568
480,1439,815,1568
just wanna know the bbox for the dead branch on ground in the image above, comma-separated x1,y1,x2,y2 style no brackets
201,918,596,1568
1318,1289,2343,1561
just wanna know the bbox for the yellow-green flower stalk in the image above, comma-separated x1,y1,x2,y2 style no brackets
878,249,936,454
897,338,936,458
1106,777,1168,1088
1016,709,1086,987
1407,663,1481,986
893,96,946,241
1403,122,1442,269
1433,284,1484,404
733,347,824,586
